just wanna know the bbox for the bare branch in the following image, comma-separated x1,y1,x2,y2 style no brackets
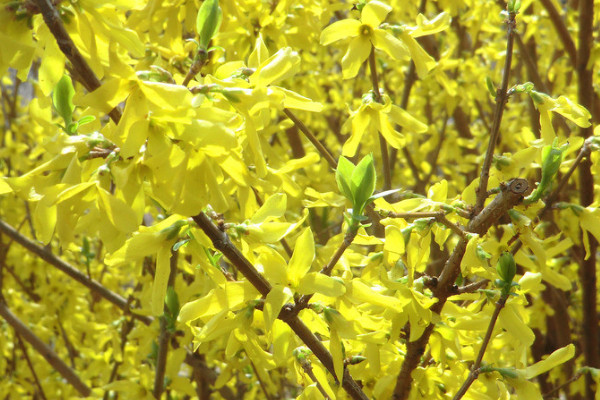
0,302,91,396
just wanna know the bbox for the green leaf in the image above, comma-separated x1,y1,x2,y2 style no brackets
196,0,222,49
52,75,75,127
496,252,516,284
336,156,355,203
351,154,376,215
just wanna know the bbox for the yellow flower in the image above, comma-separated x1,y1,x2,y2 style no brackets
342,93,428,156
320,1,408,79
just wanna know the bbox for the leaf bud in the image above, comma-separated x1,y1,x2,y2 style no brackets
496,252,516,283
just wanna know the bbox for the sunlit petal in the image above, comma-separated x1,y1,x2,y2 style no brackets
372,29,409,61
400,32,436,77
320,19,361,45
341,36,371,79
361,1,392,27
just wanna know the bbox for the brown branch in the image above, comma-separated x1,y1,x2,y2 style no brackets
283,108,337,170
393,178,528,399
452,295,508,399
576,2,599,399
192,212,369,400
15,333,48,400
299,359,331,400
32,0,122,124
182,50,208,87
383,211,468,240
295,230,357,312
153,252,178,399
0,301,91,396
538,0,577,64
455,279,490,294
474,8,517,214
0,218,152,325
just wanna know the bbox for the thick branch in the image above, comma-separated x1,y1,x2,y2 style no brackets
192,212,368,400
0,302,91,396
393,178,528,399
576,2,599,399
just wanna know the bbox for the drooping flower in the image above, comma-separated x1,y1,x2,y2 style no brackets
342,92,428,156
320,1,409,79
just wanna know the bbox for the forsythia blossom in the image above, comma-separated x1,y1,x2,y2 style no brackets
342,92,428,156
320,1,408,79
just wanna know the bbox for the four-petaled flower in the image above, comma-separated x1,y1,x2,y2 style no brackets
320,1,408,79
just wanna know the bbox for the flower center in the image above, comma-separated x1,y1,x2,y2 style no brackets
359,24,373,37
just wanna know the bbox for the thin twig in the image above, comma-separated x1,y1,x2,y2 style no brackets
452,295,508,400
0,301,91,396
33,0,122,124
369,47,392,190
249,358,274,400
283,108,337,169
393,178,528,400
192,212,369,400
153,252,178,399
474,7,517,214
294,230,357,312
182,50,208,87
15,333,49,400
455,280,489,294
299,360,331,400
383,211,468,240
0,219,152,325
538,0,576,63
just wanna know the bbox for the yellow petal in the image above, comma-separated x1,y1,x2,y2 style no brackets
400,32,436,77
553,95,592,127
361,1,392,27
343,107,371,156
378,111,404,149
151,245,171,316
342,36,372,79
524,344,575,379
251,47,300,87
279,88,324,112
329,329,344,382
389,105,428,133
287,228,315,286
320,19,361,45
97,187,139,233
248,35,269,68
263,285,292,333
250,193,287,224
409,12,451,38
372,29,409,61
297,273,346,297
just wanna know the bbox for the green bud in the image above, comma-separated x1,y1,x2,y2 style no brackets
196,0,222,50
351,154,376,216
53,75,75,128
165,286,179,320
496,252,516,283
160,219,189,240
348,355,367,365
485,76,496,98
525,140,567,204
